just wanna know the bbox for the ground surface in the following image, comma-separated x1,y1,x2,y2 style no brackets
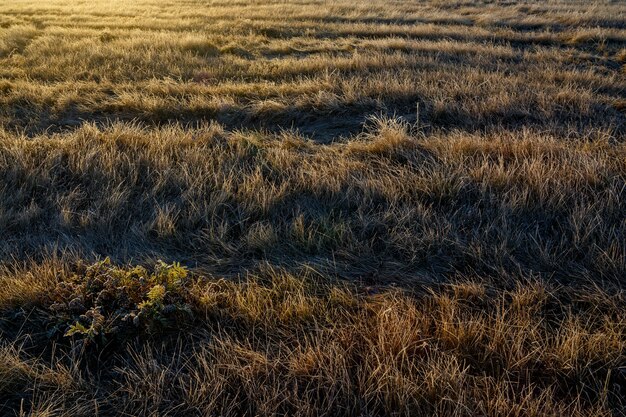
0,0,625,416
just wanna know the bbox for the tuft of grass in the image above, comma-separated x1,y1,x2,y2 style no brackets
0,24,39,57
181,36,220,57
347,115,417,155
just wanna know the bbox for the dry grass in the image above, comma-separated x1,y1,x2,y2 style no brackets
0,0,624,139
1,262,625,416
0,0,625,415
1,121,623,283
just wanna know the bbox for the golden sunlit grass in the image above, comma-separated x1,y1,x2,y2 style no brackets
0,0,625,415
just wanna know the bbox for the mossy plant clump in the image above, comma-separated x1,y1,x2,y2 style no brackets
47,259,193,345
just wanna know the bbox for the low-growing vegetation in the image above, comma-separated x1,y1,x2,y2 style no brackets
1,261,625,416
0,0,625,415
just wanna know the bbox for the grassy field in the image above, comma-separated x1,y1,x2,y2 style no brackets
1,0,625,415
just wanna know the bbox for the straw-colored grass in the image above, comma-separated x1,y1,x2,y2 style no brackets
1,0,625,415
